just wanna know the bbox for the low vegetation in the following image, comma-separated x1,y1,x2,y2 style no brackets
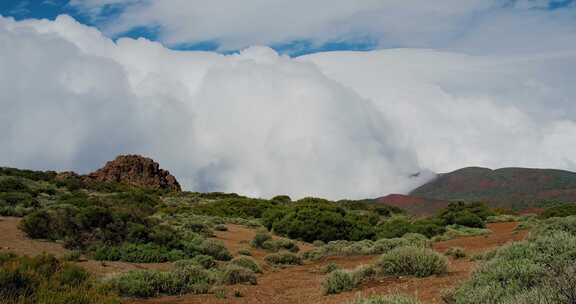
322,265,375,295
445,247,466,259
230,256,262,273
348,295,422,304
322,245,447,295
303,233,431,260
376,246,448,277
0,253,119,304
264,252,303,266
446,216,576,304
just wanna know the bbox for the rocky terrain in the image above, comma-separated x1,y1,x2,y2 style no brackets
62,155,182,192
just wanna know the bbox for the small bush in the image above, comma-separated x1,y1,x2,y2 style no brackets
251,232,272,248
322,270,356,295
199,240,232,261
261,238,300,253
322,265,375,295
0,253,118,304
348,295,422,304
237,249,252,256
105,266,214,298
174,255,216,270
213,224,228,231
62,250,82,262
231,256,262,273
540,204,576,219
313,240,325,247
321,262,340,274
445,247,466,259
219,265,257,285
376,246,448,277
264,252,303,266
0,178,30,193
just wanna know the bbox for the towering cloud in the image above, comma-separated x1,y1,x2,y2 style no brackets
1,9,576,199
0,15,427,199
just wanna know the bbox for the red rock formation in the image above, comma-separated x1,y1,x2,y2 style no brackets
86,155,181,191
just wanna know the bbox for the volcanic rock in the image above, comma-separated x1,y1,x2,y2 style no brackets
87,155,181,191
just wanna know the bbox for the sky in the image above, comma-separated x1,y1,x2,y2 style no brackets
1,1,576,199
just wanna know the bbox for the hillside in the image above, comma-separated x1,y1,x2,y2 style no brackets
409,167,576,209
375,194,451,216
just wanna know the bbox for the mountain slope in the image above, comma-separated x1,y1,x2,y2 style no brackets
409,167,576,208
375,194,451,216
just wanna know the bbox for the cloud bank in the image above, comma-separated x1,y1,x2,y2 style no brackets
1,11,576,199
69,0,576,54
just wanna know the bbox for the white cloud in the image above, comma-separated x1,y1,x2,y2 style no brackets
0,15,428,199
67,0,576,55
69,0,495,51
1,12,576,200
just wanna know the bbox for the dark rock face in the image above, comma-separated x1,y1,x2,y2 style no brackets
87,155,181,191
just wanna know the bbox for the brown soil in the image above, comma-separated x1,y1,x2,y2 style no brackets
0,217,69,257
0,216,173,277
0,216,528,304
129,222,528,304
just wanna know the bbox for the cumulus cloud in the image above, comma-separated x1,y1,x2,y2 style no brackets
68,0,576,55
0,15,428,199
2,10,576,199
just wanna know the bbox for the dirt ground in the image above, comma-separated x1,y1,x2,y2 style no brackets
0,216,173,277
128,222,528,304
0,217,528,304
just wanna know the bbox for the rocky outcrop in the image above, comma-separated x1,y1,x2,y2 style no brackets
86,155,181,191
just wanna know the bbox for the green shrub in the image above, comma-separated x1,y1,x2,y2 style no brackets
251,232,272,248
270,199,376,242
0,178,31,193
450,217,576,304
105,266,215,298
322,270,356,295
540,204,576,219
445,247,466,259
264,252,303,266
0,253,118,304
321,262,340,274
376,247,448,277
304,233,431,260
237,249,252,256
91,243,186,263
213,224,228,231
322,265,375,295
199,240,232,261
347,295,422,304
432,225,491,241
313,240,325,247
62,251,82,262
454,212,485,228
231,256,262,273
219,265,257,285
261,238,300,253
174,255,217,270
191,255,217,269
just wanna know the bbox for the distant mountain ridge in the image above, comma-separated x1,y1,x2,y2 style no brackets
406,166,576,210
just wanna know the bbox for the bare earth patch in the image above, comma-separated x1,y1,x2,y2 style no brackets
0,217,528,304
0,216,173,277
127,222,527,304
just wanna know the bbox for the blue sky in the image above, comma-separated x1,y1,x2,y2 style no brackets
0,0,380,55
3,0,573,56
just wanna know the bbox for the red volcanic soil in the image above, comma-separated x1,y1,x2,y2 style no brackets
0,216,528,304
129,222,527,304
0,217,173,277
376,194,451,216
410,167,576,210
